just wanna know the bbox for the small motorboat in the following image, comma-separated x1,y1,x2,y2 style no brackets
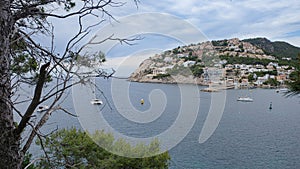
279,88,288,92
37,105,49,112
90,99,103,105
237,97,253,102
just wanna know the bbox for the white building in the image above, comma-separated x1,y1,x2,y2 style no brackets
163,57,173,63
152,65,174,76
255,77,267,85
183,61,196,67
225,64,234,69
177,54,187,58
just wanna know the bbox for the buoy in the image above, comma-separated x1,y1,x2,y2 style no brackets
269,102,272,110
140,99,144,105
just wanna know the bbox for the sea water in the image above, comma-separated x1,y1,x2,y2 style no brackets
27,78,300,169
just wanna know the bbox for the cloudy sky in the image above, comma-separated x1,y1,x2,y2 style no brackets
109,0,300,45
50,0,300,76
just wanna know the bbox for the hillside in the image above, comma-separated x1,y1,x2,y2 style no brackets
243,37,300,59
129,37,297,85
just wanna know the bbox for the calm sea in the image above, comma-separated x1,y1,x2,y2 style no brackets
27,78,300,169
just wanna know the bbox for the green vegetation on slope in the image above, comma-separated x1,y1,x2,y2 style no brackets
220,54,298,68
219,54,274,66
243,37,300,60
286,54,300,97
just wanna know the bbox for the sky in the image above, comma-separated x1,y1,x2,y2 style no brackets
49,0,300,76
109,0,300,45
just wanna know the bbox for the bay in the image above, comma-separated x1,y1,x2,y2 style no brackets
29,78,300,169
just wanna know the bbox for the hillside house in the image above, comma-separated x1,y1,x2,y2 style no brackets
225,64,234,70
183,61,196,67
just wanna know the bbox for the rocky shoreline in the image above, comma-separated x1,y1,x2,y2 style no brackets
128,77,288,90
128,75,208,86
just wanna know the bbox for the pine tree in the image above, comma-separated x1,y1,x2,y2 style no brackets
0,1,138,168
286,53,300,97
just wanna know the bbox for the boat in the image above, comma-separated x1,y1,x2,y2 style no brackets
37,105,49,112
276,88,289,93
200,88,219,92
237,97,253,102
279,88,288,92
140,99,144,105
90,99,103,105
248,86,257,89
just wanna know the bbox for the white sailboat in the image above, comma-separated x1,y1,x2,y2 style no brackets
237,96,253,102
237,88,254,102
90,99,103,105
37,105,49,112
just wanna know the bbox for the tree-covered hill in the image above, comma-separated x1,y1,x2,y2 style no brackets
243,37,300,59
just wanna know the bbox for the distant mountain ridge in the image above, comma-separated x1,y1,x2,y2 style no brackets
242,37,300,59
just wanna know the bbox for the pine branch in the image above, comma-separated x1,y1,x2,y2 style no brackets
15,62,50,136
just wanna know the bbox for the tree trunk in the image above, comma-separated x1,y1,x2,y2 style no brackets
0,1,22,168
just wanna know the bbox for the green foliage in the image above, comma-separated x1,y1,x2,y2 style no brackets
286,53,300,97
278,59,298,68
248,74,255,82
183,56,198,62
212,40,228,46
286,79,300,97
211,41,218,46
285,66,294,70
190,65,204,77
11,54,38,75
243,37,300,59
57,0,76,11
11,34,27,51
243,38,274,55
166,65,191,77
22,153,37,169
153,73,171,79
35,128,170,169
253,70,277,77
238,44,243,49
143,69,153,74
172,48,179,54
219,54,274,66
263,78,280,86
272,42,300,59
152,57,164,63
75,52,106,67
289,71,298,81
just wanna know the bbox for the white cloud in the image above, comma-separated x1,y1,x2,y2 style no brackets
102,49,162,77
79,0,300,76
81,13,209,56
47,0,300,55
132,0,300,46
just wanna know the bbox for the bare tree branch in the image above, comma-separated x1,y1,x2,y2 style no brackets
1,1,140,167
21,106,59,155
24,157,45,169
15,62,50,136
36,133,51,165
